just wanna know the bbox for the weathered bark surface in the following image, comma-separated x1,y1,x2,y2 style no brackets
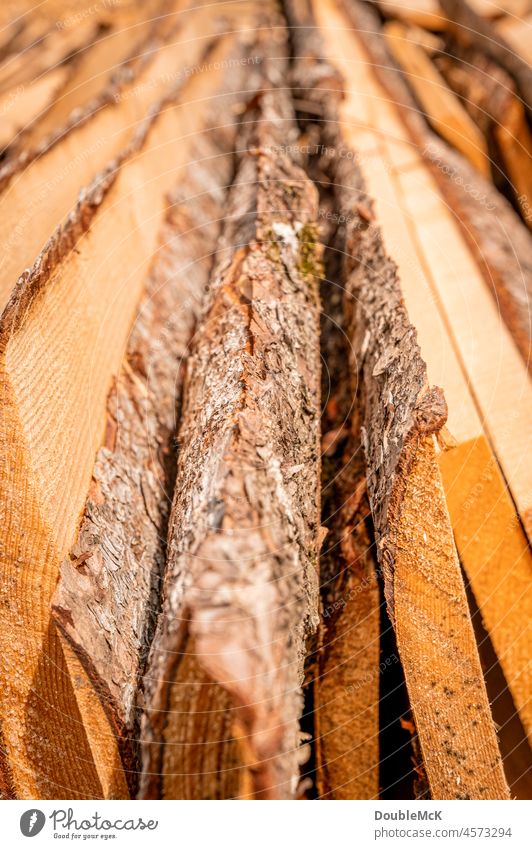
51,39,273,788
440,0,532,112
140,85,323,800
342,0,532,370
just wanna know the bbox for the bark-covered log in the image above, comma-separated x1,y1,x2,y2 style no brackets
140,84,323,800
341,0,532,370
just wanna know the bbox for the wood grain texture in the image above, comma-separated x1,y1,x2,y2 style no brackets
13,0,168,157
0,0,251,312
376,0,446,30
0,67,69,152
140,83,323,800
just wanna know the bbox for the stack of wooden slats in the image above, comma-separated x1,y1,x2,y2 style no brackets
0,0,530,801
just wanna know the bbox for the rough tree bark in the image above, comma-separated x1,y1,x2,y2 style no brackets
140,84,324,800
342,0,532,370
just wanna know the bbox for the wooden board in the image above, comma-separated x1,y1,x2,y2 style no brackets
377,0,447,30
18,5,165,153
0,67,68,150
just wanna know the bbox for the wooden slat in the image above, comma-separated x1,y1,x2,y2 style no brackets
377,0,447,30
0,67,68,150
19,3,166,153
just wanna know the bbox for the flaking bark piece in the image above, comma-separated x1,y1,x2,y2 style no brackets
140,87,323,800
